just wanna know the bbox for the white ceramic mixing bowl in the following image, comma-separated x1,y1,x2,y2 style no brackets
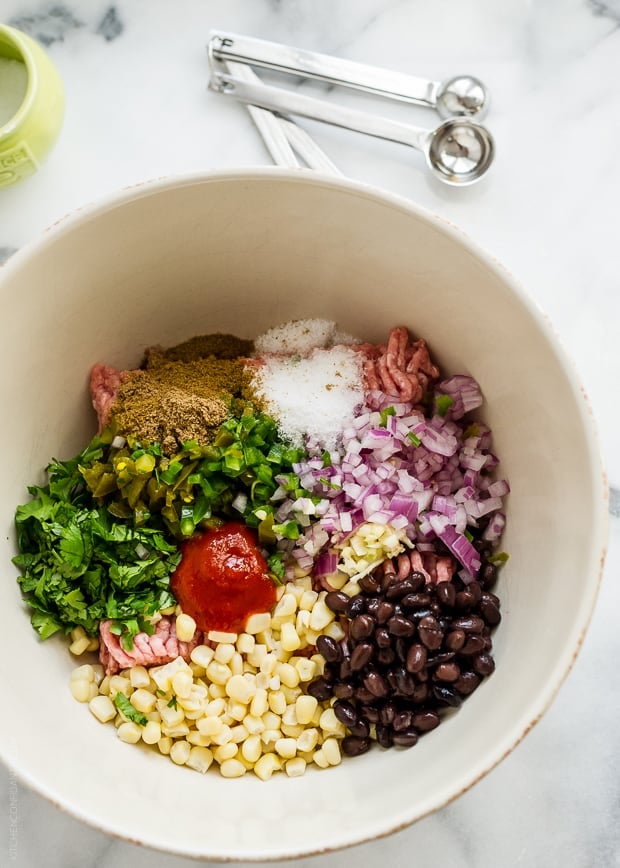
0,170,607,860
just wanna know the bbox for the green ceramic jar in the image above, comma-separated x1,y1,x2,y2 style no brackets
0,23,65,188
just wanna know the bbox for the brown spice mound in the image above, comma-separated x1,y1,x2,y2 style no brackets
113,356,250,454
145,333,253,366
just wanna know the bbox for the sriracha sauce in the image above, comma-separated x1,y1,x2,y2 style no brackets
171,522,277,634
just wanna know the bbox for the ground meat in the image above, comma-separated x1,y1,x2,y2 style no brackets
360,327,440,403
89,363,125,431
99,616,203,675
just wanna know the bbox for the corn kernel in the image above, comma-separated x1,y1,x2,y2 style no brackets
243,714,266,735
261,728,282,746
187,731,209,747
227,700,247,722
208,683,226,699
281,705,298,727
313,748,329,769
323,620,346,642
281,723,305,738
190,644,215,668
158,736,173,755
176,613,196,643
197,716,224,738
69,635,91,656
162,722,190,739
210,724,233,746
322,737,342,766
208,630,238,644
98,675,111,696
274,737,297,759
187,746,213,774
88,695,116,723
277,662,300,688
159,702,185,727
280,623,301,653
296,610,311,634
320,707,345,735
247,643,268,668
108,675,131,697
236,633,255,655
309,597,335,631
129,666,150,688
285,757,307,778
253,753,281,781
214,742,239,763
170,740,191,765
299,590,319,611
142,720,161,744
214,642,235,664
117,722,142,744
226,674,255,705
229,724,249,744
274,593,297,619
219,758,246,778
268,691,286,716
230,652,244,675
151,657,191,693
87,683,99,701
70,679,91,703
295,695,318,725
296,728,319,753
242,734,263,764
294,658,317,682
172,669,193,699
245,612,271,635
71,664,95,683
131,688,157,714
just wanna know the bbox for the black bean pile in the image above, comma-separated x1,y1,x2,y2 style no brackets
307,565,501,756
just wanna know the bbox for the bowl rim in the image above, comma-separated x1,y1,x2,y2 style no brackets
0,167,609,861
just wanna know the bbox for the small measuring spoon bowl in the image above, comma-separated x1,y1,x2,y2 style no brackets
436,75,488,120
425,117,495,185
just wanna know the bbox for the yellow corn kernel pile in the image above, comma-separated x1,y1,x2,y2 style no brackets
70,577,350,779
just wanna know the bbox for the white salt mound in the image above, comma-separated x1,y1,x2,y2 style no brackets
255,318,359,356
253,346,364,448
0,58,28,126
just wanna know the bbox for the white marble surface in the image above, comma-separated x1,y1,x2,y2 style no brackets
0,1,619,865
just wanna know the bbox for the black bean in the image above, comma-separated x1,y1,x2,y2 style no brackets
432,684,462,707
350,642,374,671
467,582,482,605
364,670,389,698
392,728,419,748
359,573,380,594
374,627,392,649
394,637,409,664
455,589,475,611
394,667,416,696
412,710,440,732
377,646,396,666
401,592,432,611
333,699,358,728
387,615,416,638
316,634,342,663
426,651,455,667
473,653,496,677
411,683,430,703
332,681,355,700
445,629,466,652
339,658,352,680
405,643,427,674
379,701,397,726
350,613,376,641
459,635,486,656
408,607,434,622
322,663,337,683
451,615,485,634
376,600,395,625
480,562,498,589
346,595,366,618
434,662,461,682
453,671,480,695
341,736,372,757
392,710,412,732
435,581,456,608
408,572,427,592
348,718,371,738
365,597,381,617
376,724,394,749
381,572,398,593
385,576,420,602
480,597,502,626
418,616,443,650
360,704,380,724
325,591,349,613
307,678,332,701
354,686,377,703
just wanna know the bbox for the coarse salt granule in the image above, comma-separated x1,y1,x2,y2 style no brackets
0,58,28,127
255,319,359,357
252,346,364,448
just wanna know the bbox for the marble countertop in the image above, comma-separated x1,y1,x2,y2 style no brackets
0,1,619,866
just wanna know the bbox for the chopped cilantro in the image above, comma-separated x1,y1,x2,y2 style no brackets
114,692,148,726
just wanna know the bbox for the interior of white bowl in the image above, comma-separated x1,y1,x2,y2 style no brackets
0,170,607,860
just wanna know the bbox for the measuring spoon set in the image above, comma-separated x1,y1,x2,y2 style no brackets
207,30,494,186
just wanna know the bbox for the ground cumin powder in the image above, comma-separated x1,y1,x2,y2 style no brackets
112,334,253,453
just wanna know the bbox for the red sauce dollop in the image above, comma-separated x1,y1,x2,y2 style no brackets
171,522,277,634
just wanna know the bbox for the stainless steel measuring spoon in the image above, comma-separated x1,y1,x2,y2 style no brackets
209,30,489,120
210,72,494,186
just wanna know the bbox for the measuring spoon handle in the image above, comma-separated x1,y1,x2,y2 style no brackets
210,73,430,153
210,30,440,109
